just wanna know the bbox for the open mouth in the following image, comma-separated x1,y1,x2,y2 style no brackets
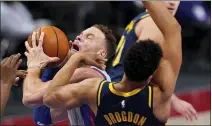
72,43,79,52
168,8,175,10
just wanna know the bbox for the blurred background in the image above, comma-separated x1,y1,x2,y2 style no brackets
0,1,211,125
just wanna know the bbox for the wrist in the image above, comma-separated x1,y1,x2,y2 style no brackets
171,94,179,103
27,67,41,76
69,53,83,66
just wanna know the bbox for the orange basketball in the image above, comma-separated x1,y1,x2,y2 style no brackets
27,26,69,68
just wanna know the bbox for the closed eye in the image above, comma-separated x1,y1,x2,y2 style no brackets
86,34,94,39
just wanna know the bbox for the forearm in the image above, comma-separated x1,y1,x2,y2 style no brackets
1,83,12,115
142,1,181,37
22,67,47,107
46,55,80,95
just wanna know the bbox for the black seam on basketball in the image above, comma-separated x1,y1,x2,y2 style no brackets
51,27,59,58
53,27,69,63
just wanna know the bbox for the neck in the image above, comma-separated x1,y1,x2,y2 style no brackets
117,75,146,92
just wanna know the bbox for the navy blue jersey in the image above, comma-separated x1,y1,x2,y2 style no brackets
94,80,165,126
107,12,150,82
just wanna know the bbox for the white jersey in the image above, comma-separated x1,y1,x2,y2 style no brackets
67,66,111,125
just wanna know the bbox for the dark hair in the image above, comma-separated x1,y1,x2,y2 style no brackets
124,40,163,82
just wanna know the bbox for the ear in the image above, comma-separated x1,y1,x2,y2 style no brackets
97,49,107,58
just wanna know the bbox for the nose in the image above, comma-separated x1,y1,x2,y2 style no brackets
169,2,175,6
76,35,81,41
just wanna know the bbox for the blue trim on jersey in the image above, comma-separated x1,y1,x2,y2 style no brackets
33,68,95,126
33,68,59,125
34,105,52,126
80,104,94,126
41,68,60,82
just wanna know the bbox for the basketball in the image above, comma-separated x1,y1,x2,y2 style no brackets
27,26,70,67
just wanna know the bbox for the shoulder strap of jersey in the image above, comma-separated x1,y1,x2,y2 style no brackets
90,66,111,82
124,11,150,35
96,80,109,107
148,85,153,109
132,11,150,26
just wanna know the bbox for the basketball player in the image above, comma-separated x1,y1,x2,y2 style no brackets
22,24,116,125
107,1,197,121
32,3,193,125
43,1,183,125
0,54,26,115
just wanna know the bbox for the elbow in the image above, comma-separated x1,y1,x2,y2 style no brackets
22,96,41,108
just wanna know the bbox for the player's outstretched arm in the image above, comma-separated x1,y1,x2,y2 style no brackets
33,66,105,125
43,51,105,110
1,54,22,115
44,78,100,112
143,1,182,101
142,1,182,65
139,2,197,121
22,32,59,108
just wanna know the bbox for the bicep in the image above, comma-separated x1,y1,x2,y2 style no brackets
50,84,82,109
45,79,100,110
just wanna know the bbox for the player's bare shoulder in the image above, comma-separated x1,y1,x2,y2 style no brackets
135,17,164,45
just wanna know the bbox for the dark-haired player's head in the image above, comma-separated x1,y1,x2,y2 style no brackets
123,40,163,83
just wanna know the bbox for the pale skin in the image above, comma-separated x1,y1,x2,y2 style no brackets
135,1,197,121
23,27,107,123
1,54,27,115
43,1,191,123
